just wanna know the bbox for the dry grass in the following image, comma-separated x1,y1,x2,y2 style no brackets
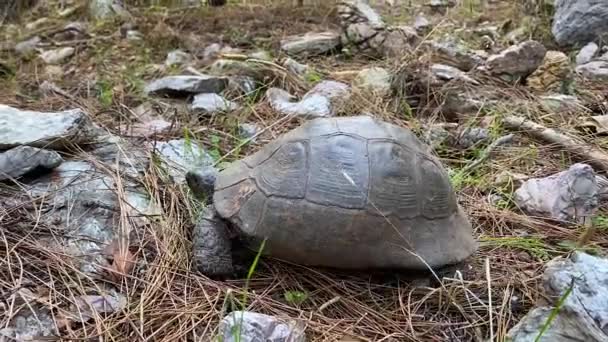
2,0,608,341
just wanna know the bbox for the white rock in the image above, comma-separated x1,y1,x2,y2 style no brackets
507,252,608,341
126,30,143,41
191,93,239,114
337,0,386,29
353,67,391,96
280,31,341,57
514,163,598,223
14,36,41,55
282,57,310,76
40,47,75,65
576,60,608,81
165,49,192,67
0,105,92,149
267,80,350,119
218,311,306,342
144,75,228,96
0,146,63,181
576,42,599,65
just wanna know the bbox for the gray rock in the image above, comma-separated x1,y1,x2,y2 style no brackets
280,31,341,57
0,305,56,341
514,163,598,223
576,42,599,65
455,127,489,148
0,146,63,181
218,311,306,342
353,67,391,96
429,0,456,8
191,93,239,114
40,47,74,64
427,40,485,71
165,49,192,67
507,252,608,341
267,81,349,119
576,60,608,81
144,75,228,97
337,0,385,29
282,57,310,76
25,141,157,274
430,64,479,84
153,139,215,184
238,123,259,141
484,40,547,78
552,0,608,46
89,0,130,20
267,88,331,119
14,36,40,55
413,14,431,33
540,94,584,113
226,76,257,96
0,105,92,149
423,124,452,149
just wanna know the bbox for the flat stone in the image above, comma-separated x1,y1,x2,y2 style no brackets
576,60,608,81
353,67,391,96
485,40,547,78
552,0,608,46
191,93,239,114
218,311,306,342
427,40,485,71
280,31,341,57
40,47,75,65
576,42,599,65
514,163,598,223
455,127,489,148
0,105,92,149
144,75,228,97
507,252,608,341
0,146,63,181
540,94,584,113
431,63,479,84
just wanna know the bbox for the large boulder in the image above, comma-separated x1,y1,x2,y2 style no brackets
552,0,608,46
507,252,608,341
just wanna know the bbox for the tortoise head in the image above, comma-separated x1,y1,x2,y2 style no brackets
185,166,218,201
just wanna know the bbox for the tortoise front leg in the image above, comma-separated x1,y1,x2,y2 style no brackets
192,205,234,278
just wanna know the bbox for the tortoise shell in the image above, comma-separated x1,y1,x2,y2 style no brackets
213,115,477,269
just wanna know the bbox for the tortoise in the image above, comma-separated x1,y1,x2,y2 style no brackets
186,115,477,277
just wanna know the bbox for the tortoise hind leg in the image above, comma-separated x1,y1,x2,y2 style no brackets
192,205,234,278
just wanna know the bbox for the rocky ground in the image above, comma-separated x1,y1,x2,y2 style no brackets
1,0,608,341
